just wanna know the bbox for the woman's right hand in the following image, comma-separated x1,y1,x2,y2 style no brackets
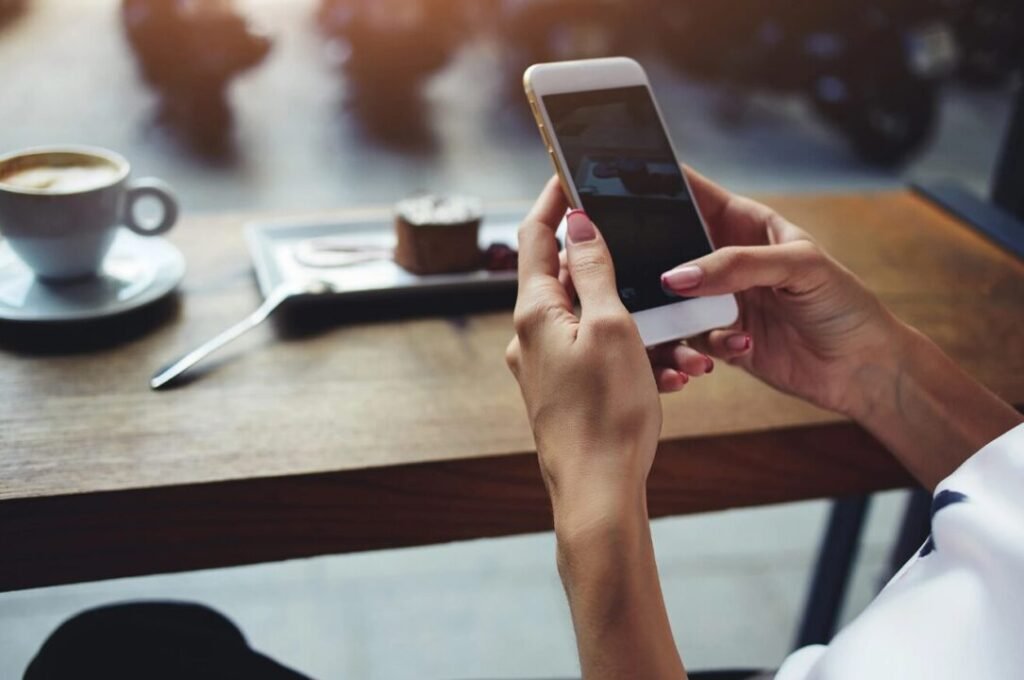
653,168,907,420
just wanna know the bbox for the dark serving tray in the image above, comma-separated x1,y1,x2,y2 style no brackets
245,210,531,302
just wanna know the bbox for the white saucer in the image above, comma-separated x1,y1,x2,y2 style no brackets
0,232,185,322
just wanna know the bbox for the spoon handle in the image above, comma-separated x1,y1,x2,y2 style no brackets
150,286,293,390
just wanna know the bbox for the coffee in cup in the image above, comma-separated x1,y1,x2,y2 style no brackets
0,146,179,280
0,158,123,194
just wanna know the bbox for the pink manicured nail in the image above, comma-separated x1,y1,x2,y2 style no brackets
725,334,752,352
566,209,596,243
704,355,714,373
661,265,703,290
677,370,689,385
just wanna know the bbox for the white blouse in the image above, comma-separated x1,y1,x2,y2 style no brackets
776,423,1024,679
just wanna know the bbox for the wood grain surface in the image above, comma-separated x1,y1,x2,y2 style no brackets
2,191,1022,591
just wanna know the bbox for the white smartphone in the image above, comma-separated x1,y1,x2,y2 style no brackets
524,57,738,347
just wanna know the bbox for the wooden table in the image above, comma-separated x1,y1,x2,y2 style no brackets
2,191,1023,592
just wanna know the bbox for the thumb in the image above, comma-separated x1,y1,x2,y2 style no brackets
565,209,625,318
660,241,827,297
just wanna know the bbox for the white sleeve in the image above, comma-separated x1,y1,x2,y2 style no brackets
775,423,1024,680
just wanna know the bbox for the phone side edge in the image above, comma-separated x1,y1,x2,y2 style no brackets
523,65,581,211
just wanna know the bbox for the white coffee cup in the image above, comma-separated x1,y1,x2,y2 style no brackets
0,145,179,281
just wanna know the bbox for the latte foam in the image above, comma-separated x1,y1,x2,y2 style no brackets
0,159,121,193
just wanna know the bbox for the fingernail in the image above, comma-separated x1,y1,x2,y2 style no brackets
661,265,703,290
677,370,689,385
704,355,714,373
566,209,596,243
725,333,752,352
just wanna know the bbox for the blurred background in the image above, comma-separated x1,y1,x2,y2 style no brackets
0,0,1018,212
0,0,1020,677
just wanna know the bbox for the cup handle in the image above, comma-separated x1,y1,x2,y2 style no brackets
123,178,179,236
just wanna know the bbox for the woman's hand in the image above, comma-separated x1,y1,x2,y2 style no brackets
506,176,688,680
655,169,1022,489
506,177,657,523
654,168,903,418
506,177,709,526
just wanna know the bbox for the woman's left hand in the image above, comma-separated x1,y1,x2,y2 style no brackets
505,178,710,526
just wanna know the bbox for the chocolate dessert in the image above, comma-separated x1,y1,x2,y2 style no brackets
394,195,483,275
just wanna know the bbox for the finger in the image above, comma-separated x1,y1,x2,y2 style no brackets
691,329,754,364
684,165,808,248
683,164,768,247
654,366,688,393
683,165,732,225
564,209,627,319
661,241,826,298
514,177,574,340
517,175,568,285
648,342,714,376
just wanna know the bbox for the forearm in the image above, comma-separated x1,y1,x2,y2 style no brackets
851,318,1023,489
553,487,686,680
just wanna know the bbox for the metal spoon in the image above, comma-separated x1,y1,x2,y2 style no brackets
150,280,331,390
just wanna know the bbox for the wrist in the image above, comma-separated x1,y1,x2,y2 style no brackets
554,487,651,584
552,481,649,554
845,316,1022,487
538,440,653,541
844,313,919,425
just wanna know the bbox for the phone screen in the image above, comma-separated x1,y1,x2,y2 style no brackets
543,85,713,313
